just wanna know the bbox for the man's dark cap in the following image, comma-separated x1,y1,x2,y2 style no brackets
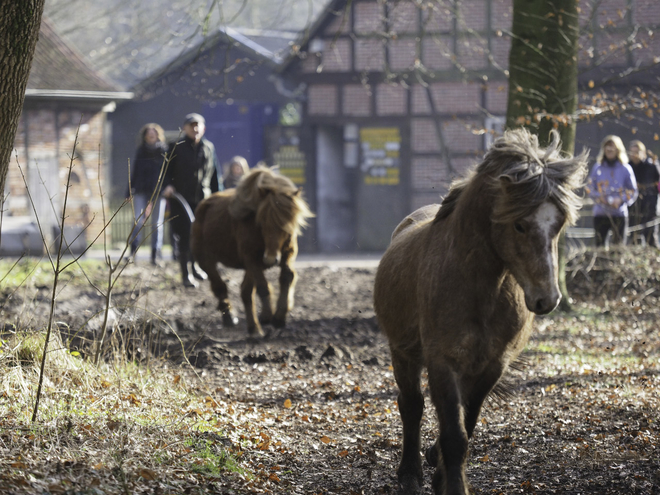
183,113,205,125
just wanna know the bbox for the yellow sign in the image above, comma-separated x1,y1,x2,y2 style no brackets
274,145,306,185
360,127,400,186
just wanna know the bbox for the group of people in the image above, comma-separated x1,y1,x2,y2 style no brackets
127,113,250,287
587,135,660,248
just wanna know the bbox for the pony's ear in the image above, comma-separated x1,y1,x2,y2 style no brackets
259,187,271,197
499,173,515,184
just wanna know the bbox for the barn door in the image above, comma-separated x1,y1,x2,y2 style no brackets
356,126,406,251
315,126,356,252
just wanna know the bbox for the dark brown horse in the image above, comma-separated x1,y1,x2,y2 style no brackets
373,129,587,495
191,167,313,336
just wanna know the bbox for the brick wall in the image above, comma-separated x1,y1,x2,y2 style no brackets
422,3,454,32
308,85,338,115
343,84,372,116
411,85,431,114
458,0,488,31
411,156,450,189
634,30,660,64
324,9,351,35
491,0,513,30
442,120,483,153
354,38,386,71
389,38,417,71
389,1,418,33
376,84,407,115
354,1,383,34
429,81,481,114
595,31,630,66
422,36,453,70
485,82,508,113
411,119,441,152
634,0,660,24
456,35,488,70
308,0,657,78
9,107,109,243
321,38,352,72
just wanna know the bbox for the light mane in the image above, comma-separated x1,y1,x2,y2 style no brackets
229,166,313,234
436,129,588,225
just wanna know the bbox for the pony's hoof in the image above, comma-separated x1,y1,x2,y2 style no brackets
272,316,286,328
425,443,439,467
258,314,272,325
222,312,238,327
248,327,265,338
396,474,423,495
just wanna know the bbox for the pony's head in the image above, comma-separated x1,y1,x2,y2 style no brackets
230,167,314,267
479,129,587,314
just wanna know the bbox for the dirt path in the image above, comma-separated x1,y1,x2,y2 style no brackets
2,256,659,494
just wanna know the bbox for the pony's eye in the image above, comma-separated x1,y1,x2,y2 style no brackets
514,222,526,234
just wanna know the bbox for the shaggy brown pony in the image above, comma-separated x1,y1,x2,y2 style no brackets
373,129,588,495
191,166,313,336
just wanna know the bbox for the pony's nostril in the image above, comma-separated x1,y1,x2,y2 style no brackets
534,295,559,315
535,299,546,313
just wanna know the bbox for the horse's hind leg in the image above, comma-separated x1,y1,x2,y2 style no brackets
391,349,424,494
427,362,469,495
241,272,263,337
273,261,296,328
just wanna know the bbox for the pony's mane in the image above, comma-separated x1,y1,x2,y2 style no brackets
229,166,313,234
436,129,588,225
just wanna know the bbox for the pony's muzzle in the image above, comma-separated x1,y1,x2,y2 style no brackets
263,253,280,267
527,292,561,315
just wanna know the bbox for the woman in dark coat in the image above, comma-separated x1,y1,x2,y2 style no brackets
128,123,168,264
629,140,660,247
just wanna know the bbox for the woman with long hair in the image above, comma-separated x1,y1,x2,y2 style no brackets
586,135,638,247
127,123,168,264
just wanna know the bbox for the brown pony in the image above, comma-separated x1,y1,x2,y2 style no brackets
373,129,587,495
191,166,313,336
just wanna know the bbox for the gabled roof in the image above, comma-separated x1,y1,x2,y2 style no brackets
26,19,132,101
44,0,330,90
277,0,346,73
131,26,298,96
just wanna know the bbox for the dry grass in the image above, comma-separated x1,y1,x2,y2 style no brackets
0,260,257,494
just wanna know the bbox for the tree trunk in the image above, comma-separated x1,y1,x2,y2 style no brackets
0,2,46,199
505,0,580,311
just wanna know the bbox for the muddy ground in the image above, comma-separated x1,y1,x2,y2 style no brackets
2,250,660,494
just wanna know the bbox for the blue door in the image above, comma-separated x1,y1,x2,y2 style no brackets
202,102,279,174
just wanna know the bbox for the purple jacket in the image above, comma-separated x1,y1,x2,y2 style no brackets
587,160,638,217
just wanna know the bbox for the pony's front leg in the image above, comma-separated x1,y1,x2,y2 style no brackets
463,362,504,439
273,262,296,328
428,363,469,495
250,269,273,325
391,349,425,494
426,362,503,469
198,257,237,327
240,272,263,337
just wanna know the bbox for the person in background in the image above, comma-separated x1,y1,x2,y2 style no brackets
127,123,167,265
162,113,221,287
628,140,660,248
223,156,249,189
586,135,638,247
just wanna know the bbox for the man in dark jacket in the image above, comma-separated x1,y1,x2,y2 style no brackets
163,113,221,287
629,140,660,247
